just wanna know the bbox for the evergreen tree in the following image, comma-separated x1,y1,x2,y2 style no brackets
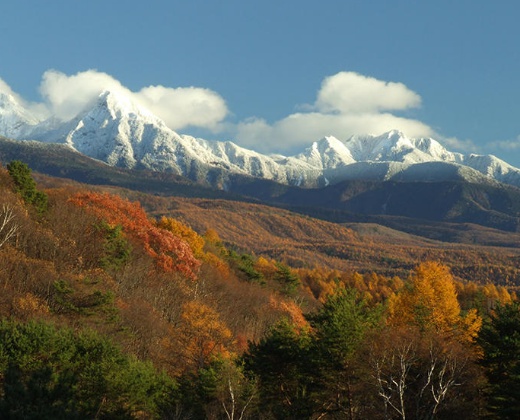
6,160,48,215
244,289,382,419
307,288,382,417
243,319,316,418
478,301,520,419
97,221,132,271
274,262,300,296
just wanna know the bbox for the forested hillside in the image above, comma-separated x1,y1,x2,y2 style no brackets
112,192,520,287
0,162,519,418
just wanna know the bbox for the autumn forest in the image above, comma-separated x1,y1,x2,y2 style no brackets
0,161,519,419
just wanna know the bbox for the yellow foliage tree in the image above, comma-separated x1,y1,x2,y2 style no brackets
13,293,50,320
158,217,234,278
497,286,513,305
203,252,230,278
204,228,222,246
254,256,278,279
388,261,481,341
177,301,233,370
157,216,205,258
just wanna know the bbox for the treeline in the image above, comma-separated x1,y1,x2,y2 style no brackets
0,161,518,418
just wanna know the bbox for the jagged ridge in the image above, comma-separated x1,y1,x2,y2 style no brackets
2,88,520,189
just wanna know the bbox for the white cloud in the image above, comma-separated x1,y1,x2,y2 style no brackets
235,72,434,154
136,85,227,131
40,69,131,121
0,77,49,120
236,111,433,153
489,135,520,151
37,69,228,131
442,136,479,153
315,72,422,114
234,118,273,150
2,69,439,154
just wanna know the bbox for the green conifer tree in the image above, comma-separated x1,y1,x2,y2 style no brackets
478,302,520,418
6,160,48,215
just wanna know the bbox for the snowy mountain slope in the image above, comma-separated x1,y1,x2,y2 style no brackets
1,88,520,190
345,130,460,163
295,136,355,169
0,92,40,139
341,131,520,186
12,90,322,187
392,161,498,184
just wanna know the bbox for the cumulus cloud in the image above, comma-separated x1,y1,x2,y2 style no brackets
236,112,433,154
37,69,228,131
235,72,434,154
40,69,131,121
315,72,422,114
2,69,439,154
136,85,227,131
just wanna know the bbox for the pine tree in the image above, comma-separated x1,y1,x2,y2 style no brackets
6,160,48,215
478,302,520,418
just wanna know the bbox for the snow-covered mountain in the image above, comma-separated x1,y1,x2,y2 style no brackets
0,92,40,139
2,88,520,190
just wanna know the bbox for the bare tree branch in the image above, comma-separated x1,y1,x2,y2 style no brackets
0,204,18,248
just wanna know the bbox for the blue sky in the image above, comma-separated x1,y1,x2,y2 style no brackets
2,1,520,164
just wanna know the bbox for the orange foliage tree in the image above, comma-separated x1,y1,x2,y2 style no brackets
177,300,234,371
388,261,481,341
158,216,230,277
69,192,200,280
156,216,205,258
269,295,308,330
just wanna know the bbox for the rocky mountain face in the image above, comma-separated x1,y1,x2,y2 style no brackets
2,88,520,190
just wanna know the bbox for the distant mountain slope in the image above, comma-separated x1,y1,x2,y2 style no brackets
2,87,520,238
2,88,520,189
227,175,520,233
1,135,520,240
0,136,235,199
142,195,520,282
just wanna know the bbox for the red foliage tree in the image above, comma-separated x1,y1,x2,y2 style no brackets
69,192,200,280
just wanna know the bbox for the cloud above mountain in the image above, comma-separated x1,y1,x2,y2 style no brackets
315,72,422,114
234,72,435,153
39,70,130,121
1,70,437,154
135,85,227,131
0,77,49,120
36,69,229,131
488,135,520,154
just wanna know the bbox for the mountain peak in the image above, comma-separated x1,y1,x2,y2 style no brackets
297,135,354,169
344,130,452,164
94,90,157,122
0,92,40,138
1,91,520,191
382,129,406,141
